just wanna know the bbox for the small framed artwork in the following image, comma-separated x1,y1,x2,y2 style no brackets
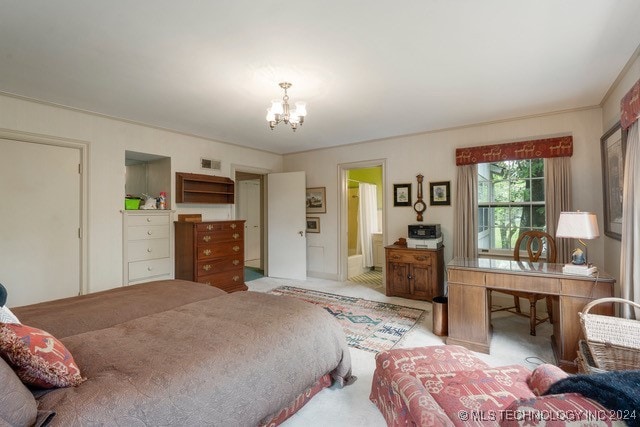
306,187,326,213
429,181,451,206
601,121,627,240
306,217,320,233
393,183,412,206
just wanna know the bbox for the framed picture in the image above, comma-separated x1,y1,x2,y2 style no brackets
393,183,412,206
429,181,451,206
306,217,320,233
306,187,326,213
601,122,627,240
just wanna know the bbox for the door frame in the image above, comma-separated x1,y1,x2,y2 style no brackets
231,164,271,274
0,127,89,295
337,159,387,282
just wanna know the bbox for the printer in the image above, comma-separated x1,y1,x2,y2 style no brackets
407,224,443,249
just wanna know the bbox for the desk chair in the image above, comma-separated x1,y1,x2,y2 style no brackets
491,230,556,336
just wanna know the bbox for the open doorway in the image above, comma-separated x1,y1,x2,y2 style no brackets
339,161,385,287
235,171,265,281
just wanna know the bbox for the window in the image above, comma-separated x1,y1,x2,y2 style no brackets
478,159,545,253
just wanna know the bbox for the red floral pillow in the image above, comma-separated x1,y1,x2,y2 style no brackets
0,322,85,388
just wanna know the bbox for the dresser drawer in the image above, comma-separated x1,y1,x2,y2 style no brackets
197,268,244,288
196,241,243,260
387,250,434,266
127,214,170,227
128,258,172,281
196,221,241,234
196,229,243,245
127,225,170,241
128,238,170,261
197,255,243,275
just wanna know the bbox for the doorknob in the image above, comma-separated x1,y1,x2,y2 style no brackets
298,231,304,236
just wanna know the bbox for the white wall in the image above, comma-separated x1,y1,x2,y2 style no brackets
600,52,640,290
284,108,605,280
0,94,283,294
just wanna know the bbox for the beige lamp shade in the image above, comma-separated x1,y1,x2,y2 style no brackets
556,211,600,239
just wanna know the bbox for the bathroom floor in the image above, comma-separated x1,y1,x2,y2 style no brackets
347,269,383,287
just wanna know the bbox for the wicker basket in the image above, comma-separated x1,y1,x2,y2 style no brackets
576,340,607,374
579,297,640,371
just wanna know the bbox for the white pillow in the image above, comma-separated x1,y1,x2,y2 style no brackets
0,306,20,324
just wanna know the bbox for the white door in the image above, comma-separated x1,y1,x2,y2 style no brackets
267,171,306,280
239,179,261,262
0,138,81,306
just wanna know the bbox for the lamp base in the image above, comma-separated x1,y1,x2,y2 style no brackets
562,264,597,276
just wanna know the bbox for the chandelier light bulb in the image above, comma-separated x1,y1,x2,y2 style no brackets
295,102,307,117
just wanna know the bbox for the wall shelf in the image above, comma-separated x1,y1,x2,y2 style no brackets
175,172,235,204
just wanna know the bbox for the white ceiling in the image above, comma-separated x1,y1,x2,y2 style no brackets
1,1,639,154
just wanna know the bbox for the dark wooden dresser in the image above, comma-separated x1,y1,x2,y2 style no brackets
174,220,247,292
385,245,444,302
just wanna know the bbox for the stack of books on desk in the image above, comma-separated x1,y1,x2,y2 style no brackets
562,264,598,276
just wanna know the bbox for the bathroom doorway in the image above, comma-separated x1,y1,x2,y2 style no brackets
235,171,265,281
339,160,386,287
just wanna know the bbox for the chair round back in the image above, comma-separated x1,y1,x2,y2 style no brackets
514,230,557,263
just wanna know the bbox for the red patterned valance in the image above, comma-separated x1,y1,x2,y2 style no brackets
621,78,640,130
455,136,573,166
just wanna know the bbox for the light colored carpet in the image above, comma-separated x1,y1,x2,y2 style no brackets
247,276,555,427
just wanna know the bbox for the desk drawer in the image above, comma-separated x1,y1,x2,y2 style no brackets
487,273,559,294
128,238,170,261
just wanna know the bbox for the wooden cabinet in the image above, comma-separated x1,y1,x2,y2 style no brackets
175,172,235,204
385,245,444,302
174,220,247,292
122,210,174,285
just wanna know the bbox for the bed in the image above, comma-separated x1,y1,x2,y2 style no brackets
3,279,354,426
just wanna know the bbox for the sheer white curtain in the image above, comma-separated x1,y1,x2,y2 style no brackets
620,121,640,318
453,164,478,258
358,183,379,268
545,157,572,264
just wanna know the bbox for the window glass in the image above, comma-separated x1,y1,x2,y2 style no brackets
477,159,545,253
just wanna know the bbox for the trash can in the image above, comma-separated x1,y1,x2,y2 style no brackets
432,296,448,336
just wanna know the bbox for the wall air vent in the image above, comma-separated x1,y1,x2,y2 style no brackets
201,158,221,171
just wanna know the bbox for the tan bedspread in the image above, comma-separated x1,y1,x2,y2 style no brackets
15,281,353,426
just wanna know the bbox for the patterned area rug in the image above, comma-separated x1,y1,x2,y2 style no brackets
268,286,426,353
348,269,382,286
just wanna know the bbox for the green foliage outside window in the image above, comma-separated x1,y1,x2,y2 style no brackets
478,159,545,252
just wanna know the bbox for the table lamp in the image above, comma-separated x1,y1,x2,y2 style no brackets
555,211,599,275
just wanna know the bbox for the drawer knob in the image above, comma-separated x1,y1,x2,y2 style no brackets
232,245,240,252
207,224,214,231
391,255,401,260
147,230,153,235
205,281,211,285
233,275,240,282
415,256,427,261
232,233,240,239
203,249,212,256
203,264,212,271
230,223,237,229
147,248,153,253
203,235,212,242
232,260,240,266
146,218,152,222
147,267,153,271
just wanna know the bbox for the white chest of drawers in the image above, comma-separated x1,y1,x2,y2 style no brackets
122,210,174,285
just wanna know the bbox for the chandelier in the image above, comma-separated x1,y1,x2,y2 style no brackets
266,82,307,131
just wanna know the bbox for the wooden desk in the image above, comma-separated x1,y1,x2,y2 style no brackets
446,257,615,371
